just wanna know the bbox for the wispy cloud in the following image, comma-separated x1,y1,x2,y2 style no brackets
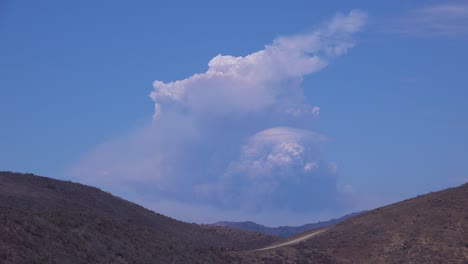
390,2,468,37
68,10,367,225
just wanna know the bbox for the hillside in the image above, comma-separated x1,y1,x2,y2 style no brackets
211,212,362,237
238,183,468,263
2,171,466,263
0,172,280,264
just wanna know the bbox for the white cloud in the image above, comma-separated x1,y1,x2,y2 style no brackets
193,127,340,212
390,3,468,37
69,10,367,225
150,9,367,119
304,162,319,172
234,127,324,177
284,105,320,118
312,106,320,117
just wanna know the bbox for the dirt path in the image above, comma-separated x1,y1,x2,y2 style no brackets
254,228,327,251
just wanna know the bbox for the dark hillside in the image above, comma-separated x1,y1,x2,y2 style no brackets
239,183,468,263
2,171,466,263
0,172,279,264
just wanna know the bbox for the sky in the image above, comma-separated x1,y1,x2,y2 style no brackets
1,0,468,226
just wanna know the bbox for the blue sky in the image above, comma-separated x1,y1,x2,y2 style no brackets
1,0,467,226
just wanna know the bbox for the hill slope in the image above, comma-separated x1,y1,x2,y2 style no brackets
2,171,466,263
211,212,362,237
0,172,280,264
239,183,468,263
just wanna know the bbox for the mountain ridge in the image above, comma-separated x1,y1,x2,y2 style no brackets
211,211,363,237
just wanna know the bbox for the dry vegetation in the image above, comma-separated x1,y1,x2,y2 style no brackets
1,171,466,263
0,172,279,264
238,183,468,263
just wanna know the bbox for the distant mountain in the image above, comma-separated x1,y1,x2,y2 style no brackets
0,171,280,264
238,183,468,263
211,212,363,237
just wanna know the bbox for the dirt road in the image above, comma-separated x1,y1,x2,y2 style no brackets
254,228,327,251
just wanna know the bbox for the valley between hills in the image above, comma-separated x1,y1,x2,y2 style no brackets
1,171,467,263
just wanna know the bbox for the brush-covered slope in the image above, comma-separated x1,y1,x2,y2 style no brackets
240,183,468,263
0,172,280,264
